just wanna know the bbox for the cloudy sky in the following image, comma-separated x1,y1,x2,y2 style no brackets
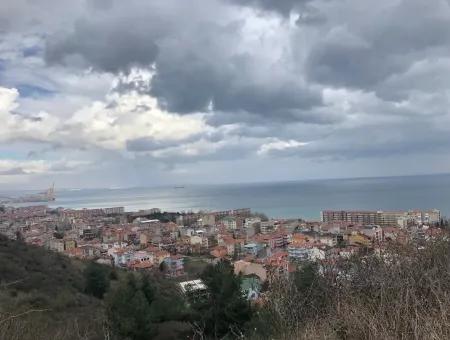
1,0,450,189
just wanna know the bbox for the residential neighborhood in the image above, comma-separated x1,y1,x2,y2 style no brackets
0,203,446,302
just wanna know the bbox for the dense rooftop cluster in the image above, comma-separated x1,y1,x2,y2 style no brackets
1,204,446,301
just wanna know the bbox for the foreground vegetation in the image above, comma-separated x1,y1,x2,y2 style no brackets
0,235,105,340
0,235,193,339
251,239,450,340
3,234,450,339
0,235,250,339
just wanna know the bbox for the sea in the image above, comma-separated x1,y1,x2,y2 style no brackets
2,173,450,220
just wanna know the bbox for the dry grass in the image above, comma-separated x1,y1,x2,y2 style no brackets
253,238,450,340
0,312,108,340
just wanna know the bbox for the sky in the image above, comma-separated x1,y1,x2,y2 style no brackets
1,0,450,189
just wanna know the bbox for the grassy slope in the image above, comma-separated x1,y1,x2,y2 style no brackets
0,235,193,340
0,235,105,340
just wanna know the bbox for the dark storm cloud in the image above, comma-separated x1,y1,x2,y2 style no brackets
46,18,159,73
318,131,450,161
150,60,225,113
151,60,323,120
368,0,450,54
376,59,450,102
296,6,327,26
148,24,325,121
227,0,312,16
214,81,322,117
206,105,339,127
143,137,260,165
0,0,85,32
126,129,240,153
306,40,401,89
266,119,450,161
126,138,185,152
145,19,324,118
87,0,114,11
306,0,450,96
44,1,205,74
112,77,151,95
205,111,265,127
44,0,325,122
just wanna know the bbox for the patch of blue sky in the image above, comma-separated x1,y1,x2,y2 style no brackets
23,45,42,58
0,150,27,160
0,143,54,161
16,84,55,98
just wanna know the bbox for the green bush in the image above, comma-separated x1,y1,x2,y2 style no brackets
83,262,110,298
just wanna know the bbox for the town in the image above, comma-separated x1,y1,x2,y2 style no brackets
0,204,445,301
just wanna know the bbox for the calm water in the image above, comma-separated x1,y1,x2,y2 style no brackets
3,174,450,219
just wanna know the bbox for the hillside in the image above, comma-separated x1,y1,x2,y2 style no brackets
4,234,450,340
0,235,105,340
0,236,194,340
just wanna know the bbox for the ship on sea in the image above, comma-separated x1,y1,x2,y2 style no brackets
0,184,56,204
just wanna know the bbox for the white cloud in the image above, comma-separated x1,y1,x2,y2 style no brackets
65,70,211,151
258,138,309,156
0,86,59,142
0,87,18,112
0,69,211,152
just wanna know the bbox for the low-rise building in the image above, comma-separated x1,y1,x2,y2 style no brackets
210,245,228,259
49,238,65,252
234,260,267,282
243,243,263,256
109,248,134,266
360,225,384,242
199,213,216,226
163,255,185,277
244,217,261,228
260,221,274,234
179,279,208,301
221,216,237,230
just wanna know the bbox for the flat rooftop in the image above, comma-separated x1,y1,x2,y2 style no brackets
179,279,207,294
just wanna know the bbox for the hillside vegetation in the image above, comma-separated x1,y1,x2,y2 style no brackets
0,235,250,340
0,234,105,340
3,234,450,339
0,235,191,340
250,238,450,340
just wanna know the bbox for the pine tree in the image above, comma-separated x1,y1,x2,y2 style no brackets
141,274,155,304
106,274,156,340
194,260,252,338
83,262,109,299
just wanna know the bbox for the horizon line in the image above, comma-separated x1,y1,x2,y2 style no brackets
3,171,450,193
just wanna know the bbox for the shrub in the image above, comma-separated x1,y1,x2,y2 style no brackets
251,238,450,340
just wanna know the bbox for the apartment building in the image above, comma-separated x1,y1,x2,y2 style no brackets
321,209,441,227
321,210,378,225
